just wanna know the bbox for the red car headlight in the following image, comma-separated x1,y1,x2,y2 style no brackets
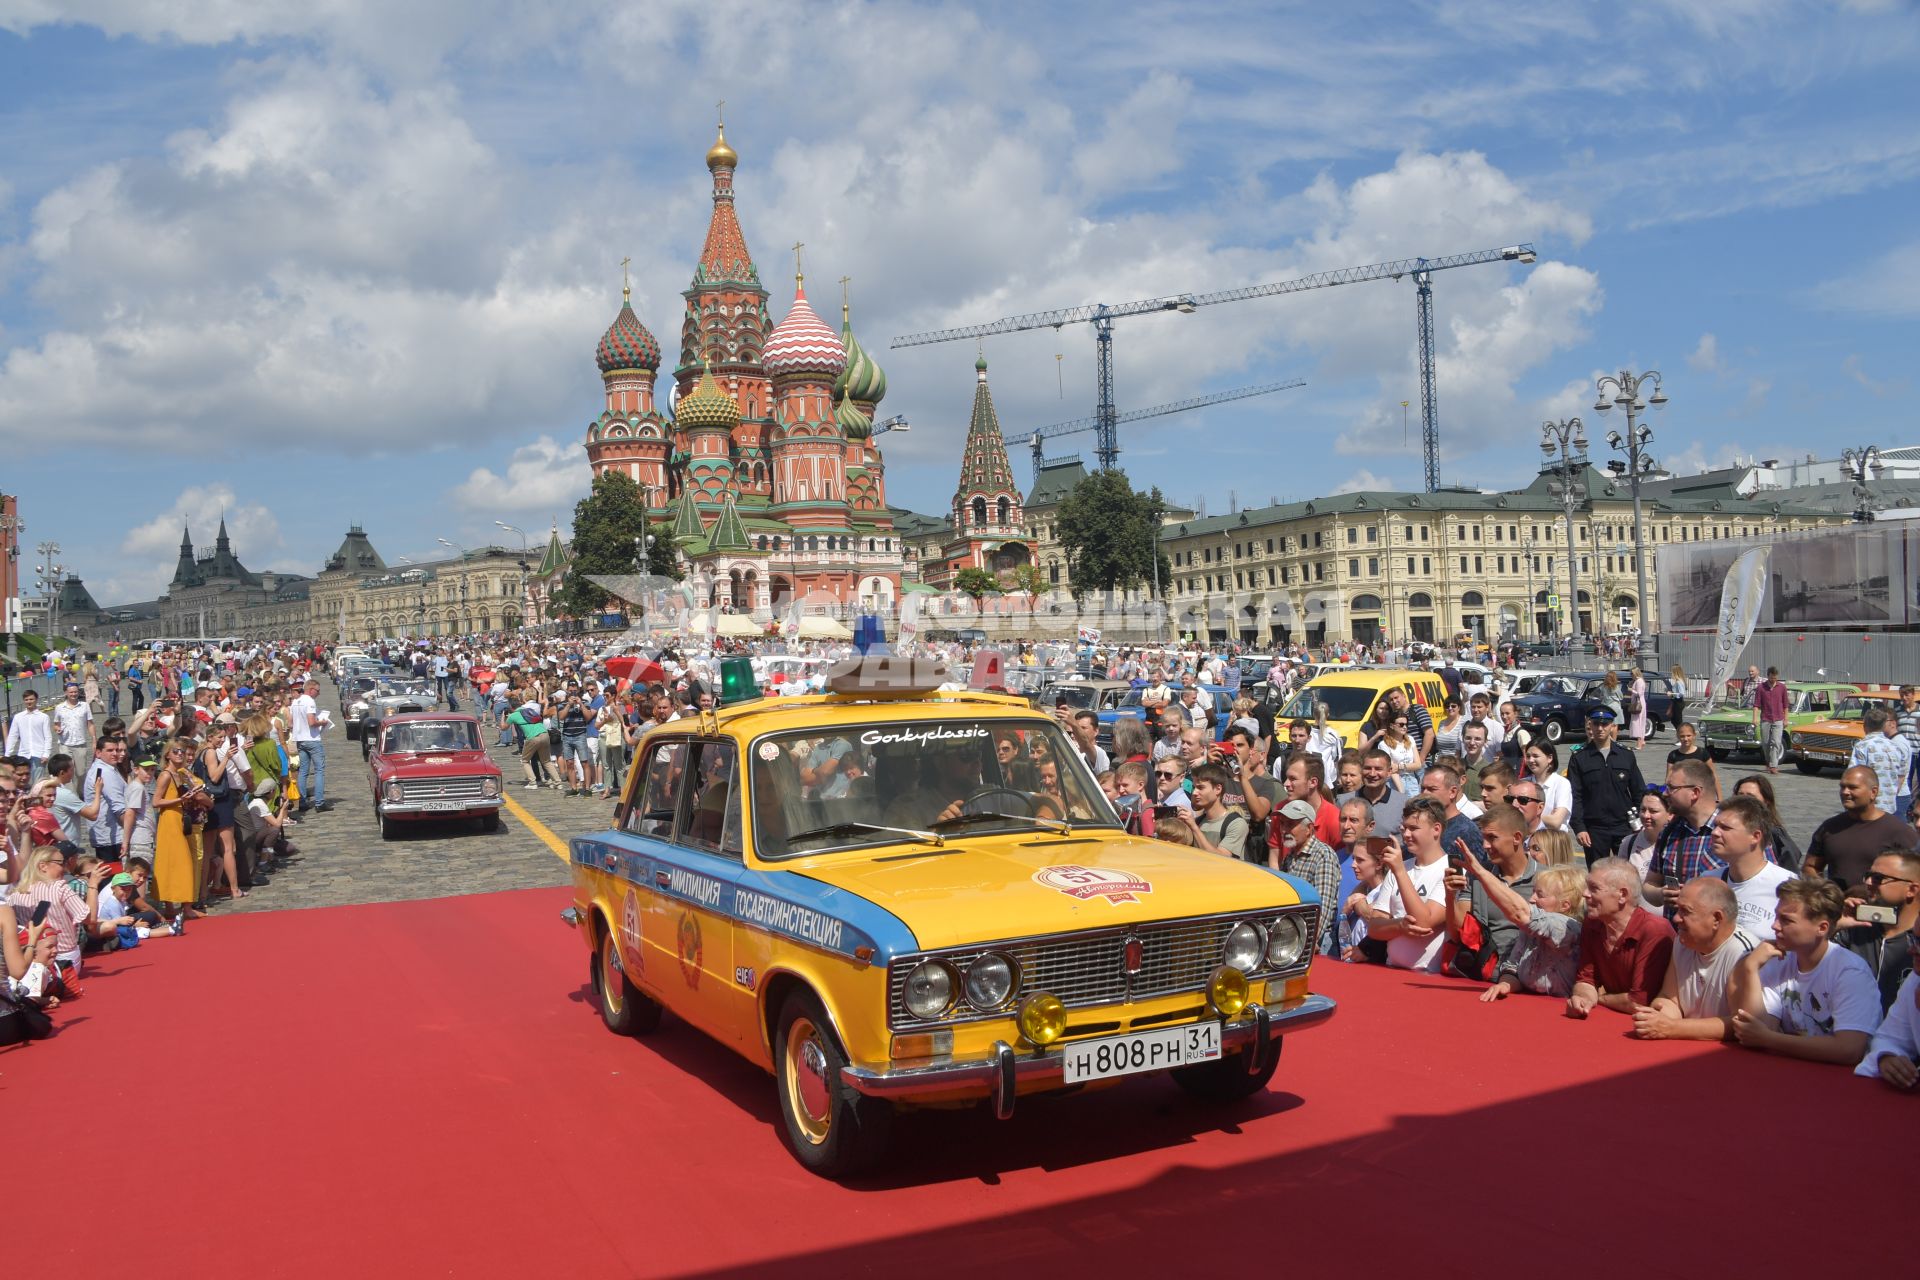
481,776,501,798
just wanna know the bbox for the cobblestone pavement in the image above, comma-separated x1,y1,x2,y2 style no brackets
218,686,592,915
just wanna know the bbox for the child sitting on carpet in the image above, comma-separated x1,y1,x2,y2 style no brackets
1478,865,1588,1001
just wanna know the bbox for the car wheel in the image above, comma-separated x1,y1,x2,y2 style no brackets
1173,1037,1283,1101
774,990,892,1178
593,920,661,1037
1794,759,1826,776
481,813,502,833
379,809,398,841
1707,746,1724,762
1543,718,1565,743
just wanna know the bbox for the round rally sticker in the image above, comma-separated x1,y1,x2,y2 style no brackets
758,742,780,762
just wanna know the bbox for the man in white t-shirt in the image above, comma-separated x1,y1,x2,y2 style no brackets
1729,878,1882,1065
1855,964,1920,1088
50,685,94,774
1709,796,1795,941
289,677,331,813
1372,797,1451,973
1633,878,1756,1041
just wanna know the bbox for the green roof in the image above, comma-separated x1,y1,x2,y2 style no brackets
535,526,567,577
707,494,751,553
1025,459,1087,508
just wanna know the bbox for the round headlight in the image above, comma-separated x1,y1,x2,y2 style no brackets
383,780,403,803
1017,992,1067,1046
481,776,501,799
964,953,1017,1011
1208,965,1250,1017
1222,921,1265,973
1267,915,1308,968
902,960,957,1020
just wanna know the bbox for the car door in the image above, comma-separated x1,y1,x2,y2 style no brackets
625,736,747,1046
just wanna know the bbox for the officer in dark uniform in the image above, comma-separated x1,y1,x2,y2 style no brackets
1568,707,1645,864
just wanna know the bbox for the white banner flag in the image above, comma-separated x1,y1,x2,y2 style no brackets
897,592,923,653
1711,546,1771,702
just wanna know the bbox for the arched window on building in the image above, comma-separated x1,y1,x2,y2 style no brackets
971,497,987,527
997,497,1010,525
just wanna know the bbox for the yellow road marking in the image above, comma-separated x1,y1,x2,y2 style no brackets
502,793,571,863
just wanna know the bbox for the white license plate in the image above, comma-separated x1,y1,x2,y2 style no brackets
421,800,462,811
1061,1022,1222,1083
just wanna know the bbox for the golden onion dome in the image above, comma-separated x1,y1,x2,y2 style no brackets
676,363,740,433
706,124,738,171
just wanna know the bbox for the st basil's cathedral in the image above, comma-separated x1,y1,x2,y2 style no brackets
583,123,910,615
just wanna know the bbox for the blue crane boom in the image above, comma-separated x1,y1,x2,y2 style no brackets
892,244,1535,489
1005,379,1306,481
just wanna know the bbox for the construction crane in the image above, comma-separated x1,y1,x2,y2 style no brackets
892,244,1537,490
1006,379,1306,481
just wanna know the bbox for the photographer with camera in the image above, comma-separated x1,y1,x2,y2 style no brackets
1838,849,1920,1012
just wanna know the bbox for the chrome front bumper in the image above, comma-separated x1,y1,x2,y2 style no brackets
381,796,504,815
840,993,1336,1116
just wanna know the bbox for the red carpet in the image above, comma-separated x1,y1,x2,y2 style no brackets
4,888,1904,1278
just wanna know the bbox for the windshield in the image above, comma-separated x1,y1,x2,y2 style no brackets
1046,685,1097,710
1532,676,1582,698
380,680,434,697
1280,685,1379,722
750,717,1119,858
1833,697,1886,720
381,720,480,753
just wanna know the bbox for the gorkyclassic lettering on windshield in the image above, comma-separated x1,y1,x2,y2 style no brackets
858,725,989,748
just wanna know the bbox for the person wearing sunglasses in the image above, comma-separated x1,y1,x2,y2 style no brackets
1838,849,1920,1013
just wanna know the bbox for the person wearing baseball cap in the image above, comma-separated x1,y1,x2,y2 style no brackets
1274,798,1340,949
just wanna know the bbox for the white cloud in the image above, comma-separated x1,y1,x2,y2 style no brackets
448,434,592,519
98,484,284,603
1843,354,1902,397
1333,469,1395,494
1811,241,1920,317
1687,332,1724,374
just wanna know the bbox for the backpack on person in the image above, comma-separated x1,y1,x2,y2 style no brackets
1441,911,1500,982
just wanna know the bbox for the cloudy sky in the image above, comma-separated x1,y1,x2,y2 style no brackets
1,0,1915,606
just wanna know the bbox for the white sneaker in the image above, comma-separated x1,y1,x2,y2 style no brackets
523,782,540,790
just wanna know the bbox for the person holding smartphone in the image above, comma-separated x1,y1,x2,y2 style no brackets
1838,850,1920,1012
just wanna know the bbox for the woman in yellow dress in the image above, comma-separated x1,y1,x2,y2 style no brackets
152,740,205,913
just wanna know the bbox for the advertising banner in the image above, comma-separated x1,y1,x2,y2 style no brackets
1661,520,1912,630
1710,546,1770,701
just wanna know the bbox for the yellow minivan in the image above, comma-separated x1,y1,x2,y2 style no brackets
1275,668,1449,754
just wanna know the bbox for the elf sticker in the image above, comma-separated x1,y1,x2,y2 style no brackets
1032,864,1153,905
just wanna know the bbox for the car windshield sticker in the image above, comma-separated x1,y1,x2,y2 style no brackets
758,742,780,762
857,725,989,748
1033,864,1153,905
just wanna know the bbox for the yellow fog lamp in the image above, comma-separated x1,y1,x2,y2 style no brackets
1016,992,1067,1046
1208,965,1250,1017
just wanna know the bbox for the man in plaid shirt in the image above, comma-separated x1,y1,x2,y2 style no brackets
1647,758,1723,918
1897,685,1920,815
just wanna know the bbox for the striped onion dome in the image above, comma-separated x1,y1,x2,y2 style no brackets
595,298,660,373
676,363,740,432
834,389,872,440
763,283,846,380
835,318,887,406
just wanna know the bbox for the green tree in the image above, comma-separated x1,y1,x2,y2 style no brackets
1056,469,1170,599
555,471,677,620
952,567,1001,600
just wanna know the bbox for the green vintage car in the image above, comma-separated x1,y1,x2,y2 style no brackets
1698,681,1859,761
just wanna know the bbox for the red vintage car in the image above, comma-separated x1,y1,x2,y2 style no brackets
366,711,505,840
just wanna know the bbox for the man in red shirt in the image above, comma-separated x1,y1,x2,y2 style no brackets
1753,666,1790,775
1568,856,1675,1018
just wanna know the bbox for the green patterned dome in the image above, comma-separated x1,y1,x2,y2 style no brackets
676,363,740,432
835,315,887,407
596,298,661,373
834,389,872,440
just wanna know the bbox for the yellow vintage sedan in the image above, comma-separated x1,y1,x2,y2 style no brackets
562,656,1335,1177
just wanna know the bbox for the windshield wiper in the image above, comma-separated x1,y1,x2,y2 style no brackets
929,811,1072,835
787,821,946,848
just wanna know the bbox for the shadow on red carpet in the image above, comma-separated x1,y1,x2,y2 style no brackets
0,887,1904,1279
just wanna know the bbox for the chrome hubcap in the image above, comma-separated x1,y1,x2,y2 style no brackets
601,935,623,1016
786,1019,832,1144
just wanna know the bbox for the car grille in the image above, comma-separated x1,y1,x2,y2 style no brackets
1796,731,1856,755
888,910,1313,1030
400,776,491,802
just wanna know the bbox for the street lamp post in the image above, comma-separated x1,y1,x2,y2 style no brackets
495,522,530,631
1523,526,1537,641
1540,418,1588,651
1841,446,1883,524
1595,368,1666,636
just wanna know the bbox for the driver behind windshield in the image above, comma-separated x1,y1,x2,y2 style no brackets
880,739,989,829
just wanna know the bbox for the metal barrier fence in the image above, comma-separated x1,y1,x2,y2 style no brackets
1648,631,1920,686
